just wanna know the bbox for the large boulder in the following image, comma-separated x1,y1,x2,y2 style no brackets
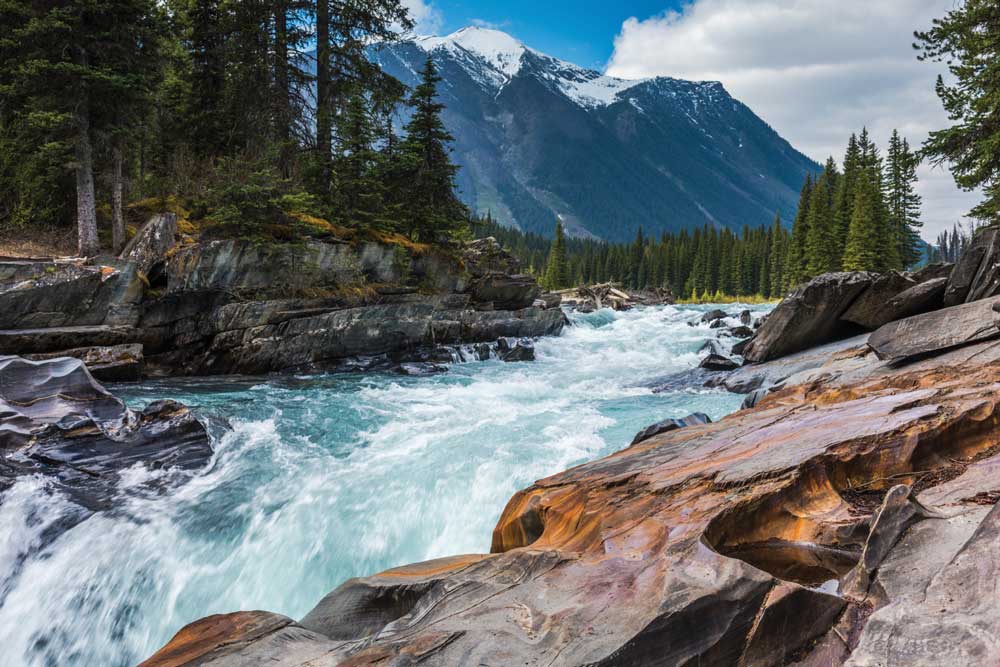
943,225,1000,305
867,295,1000,363
0,356,212,508
840,271,917,330
743,272,876,363
120,213,178,275
878,276,948,324
467,274,541,311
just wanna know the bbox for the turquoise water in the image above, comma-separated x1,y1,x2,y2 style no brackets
0,303,766,666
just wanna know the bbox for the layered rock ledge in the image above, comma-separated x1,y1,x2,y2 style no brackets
0,218,566,377
140,297,1000,665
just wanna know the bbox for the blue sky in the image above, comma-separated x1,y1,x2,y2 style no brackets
430,0,683,70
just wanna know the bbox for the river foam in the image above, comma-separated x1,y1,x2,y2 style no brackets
0,303,768,666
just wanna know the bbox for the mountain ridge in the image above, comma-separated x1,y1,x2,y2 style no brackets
373,27,820,242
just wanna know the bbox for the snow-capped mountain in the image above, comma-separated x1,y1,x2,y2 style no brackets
373,27,819,241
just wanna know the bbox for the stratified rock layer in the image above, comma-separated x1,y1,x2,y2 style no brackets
141,327,1000,666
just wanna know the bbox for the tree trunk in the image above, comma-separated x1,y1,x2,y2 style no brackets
112,142,125,254
315,0,331,190
75,96,100,257
274,2,292,176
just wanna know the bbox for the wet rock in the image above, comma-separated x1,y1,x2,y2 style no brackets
731,337,751,357
0,356,212,510
743,272,876,363
840,271,917,330
943,225,1000,305
709,318,728,329
397,362,447,376
726,325,755,339
532,292,562,310
867,296,1000,364
25,343,144,382
701,308,729,323
909,261,954,283
120,213,178,275
500,340,535,362
699,339,727,356
143,334,1000,667
740,388,769,410
630,412,711,446
700,353,740,371
473,343,493,361
739,309,752,325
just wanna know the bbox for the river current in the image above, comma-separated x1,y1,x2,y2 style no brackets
0,303,768,666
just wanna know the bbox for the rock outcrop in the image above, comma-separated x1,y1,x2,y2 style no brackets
742,272,875,362
867,295,1000,363
141,328,1000,666
630,412,711,445
0,356,212,510
943,225,1000,305
0,228,565,377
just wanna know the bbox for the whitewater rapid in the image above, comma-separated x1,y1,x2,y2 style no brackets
0,303,767,666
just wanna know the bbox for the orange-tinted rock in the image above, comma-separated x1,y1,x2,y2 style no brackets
142,338,1000,666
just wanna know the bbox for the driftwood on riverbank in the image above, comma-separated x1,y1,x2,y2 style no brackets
558,282,675,312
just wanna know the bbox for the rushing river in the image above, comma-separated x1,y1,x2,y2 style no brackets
0,303,767,667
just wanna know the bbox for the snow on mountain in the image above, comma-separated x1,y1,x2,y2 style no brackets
415,26,647,108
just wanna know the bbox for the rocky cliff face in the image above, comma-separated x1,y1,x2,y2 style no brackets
0,217,565,377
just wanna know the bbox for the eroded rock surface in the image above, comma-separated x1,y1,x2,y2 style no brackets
0,356,212,511
142,328,1000,666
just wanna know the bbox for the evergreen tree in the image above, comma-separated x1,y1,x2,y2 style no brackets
885,130,924,268
806,164,839,275
916,1,1000,222
786,174,813,287
768,214,786,297
397,57,469,242
842,176,882,271
542,220,569,289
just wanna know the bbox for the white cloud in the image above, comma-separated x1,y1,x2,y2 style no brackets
403,0,443,35
606,0,980,241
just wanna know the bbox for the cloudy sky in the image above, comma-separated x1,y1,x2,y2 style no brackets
411,0,978,241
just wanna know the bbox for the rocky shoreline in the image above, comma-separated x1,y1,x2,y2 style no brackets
136,225,1000,666
0,216,566,378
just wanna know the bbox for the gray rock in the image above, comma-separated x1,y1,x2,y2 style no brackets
943,225,1000,305
700,353,740,372
0,356,212,511
533,292,562,310
397,362,447,376
119,213,178,275
699,339,727,356
0,262,144,329
879,276,948,323
739,309,752,325
701,309,729,324
731,337,751,357
501,340,535,362
840,271,917,330
743,272,876,363
468,273,540,310
726,325,755,339
630,412,711,446
908,261,953,283
740,388,769,410
868,296,1000,364
25,343,144,382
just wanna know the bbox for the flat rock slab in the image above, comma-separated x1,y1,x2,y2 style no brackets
868,295,1000,363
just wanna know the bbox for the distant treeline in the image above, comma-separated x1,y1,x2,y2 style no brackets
479,128,936,299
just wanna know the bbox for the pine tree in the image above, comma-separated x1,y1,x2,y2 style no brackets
885,130,924,268
398,57,469,242
842,176,882,271
542,220,570,290
786,174,813,287
0,0,165,255
916,1,1000,222
768,214,785,297
806,164,839,275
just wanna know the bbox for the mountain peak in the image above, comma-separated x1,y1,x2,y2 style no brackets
417,26,526,79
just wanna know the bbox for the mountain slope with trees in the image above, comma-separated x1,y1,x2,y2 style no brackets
374,27,820,242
